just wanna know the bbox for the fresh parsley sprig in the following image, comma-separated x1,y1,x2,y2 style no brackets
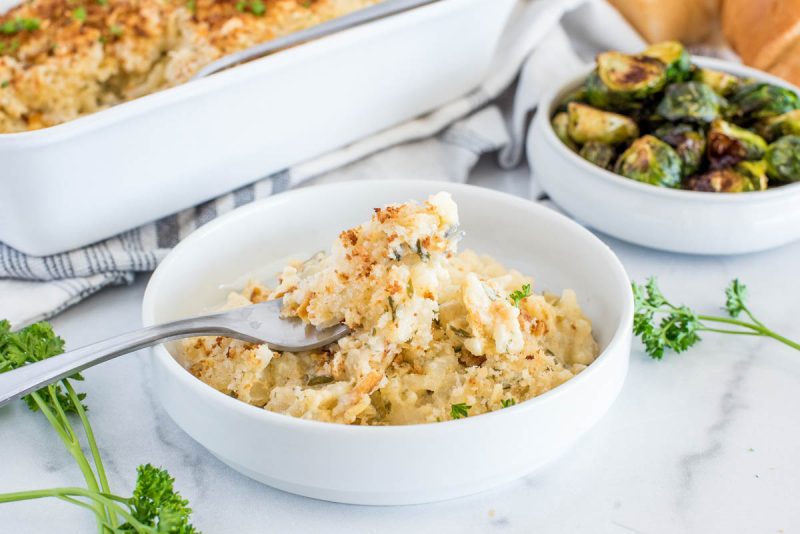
633,278,800,359
0,320,198,533
509,283,531,308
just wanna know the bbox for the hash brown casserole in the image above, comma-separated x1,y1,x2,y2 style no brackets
0,0,376,132
179,193,599,425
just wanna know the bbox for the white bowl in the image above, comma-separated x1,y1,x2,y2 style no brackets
141,180,632,505
529,57,800,255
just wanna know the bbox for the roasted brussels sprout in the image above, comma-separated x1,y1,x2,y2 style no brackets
685,161,768,192
656,82,725,123
730,83,800,121
567,102,639,144
707,119,767,169
653,123,706,176
765,135,800,183
642,41,691,82
595,51,667,100
756,109,800,141
551,112,577,150
614,135,683,187
693,68,743,96
555,87,588,113
579,141,616,169
554,41,798,193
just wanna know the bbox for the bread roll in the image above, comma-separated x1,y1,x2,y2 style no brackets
722,0,800,86
606,0,721,44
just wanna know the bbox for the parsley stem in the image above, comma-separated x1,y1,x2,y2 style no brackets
0,487,147,531
48,385,77,441
699,315,800,351
698,327,761,336
697,315,762,330
64,380,116,528
36,388,105,532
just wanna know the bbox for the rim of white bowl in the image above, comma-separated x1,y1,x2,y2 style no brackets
142,179,633,434
541,56,800,203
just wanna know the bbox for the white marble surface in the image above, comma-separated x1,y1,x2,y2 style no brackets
2,159,800,533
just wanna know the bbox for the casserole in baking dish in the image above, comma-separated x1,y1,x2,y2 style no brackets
0,0,378,133
0,0,515,256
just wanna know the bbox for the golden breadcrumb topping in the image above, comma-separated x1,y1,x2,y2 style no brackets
0,0,376,132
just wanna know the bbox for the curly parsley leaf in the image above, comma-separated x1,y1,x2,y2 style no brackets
725,279,748,318
450,403,470,419
509,283,532,308
120,464,198,533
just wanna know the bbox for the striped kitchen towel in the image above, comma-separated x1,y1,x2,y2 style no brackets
0,0,645,327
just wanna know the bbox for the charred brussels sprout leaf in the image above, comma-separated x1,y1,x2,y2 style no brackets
656,82,725,123
765,135,800,183
707,119,767,169
551,111,577,150
686,161,768,193
693,68,743,97
642,41,691,82
653,123,706,177
585,70,619,110
579,141,616,169
730,83,800,121
756,109,800,141
596,51,667,100
567,102,639,144
614,135,683,187
555,86,587,113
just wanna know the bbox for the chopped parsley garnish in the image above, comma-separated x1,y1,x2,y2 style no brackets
250,0,266,15
388,296,397,321
415,239,430,261
0,80,8,88
500,398,516,408
186,0,196,14
109,24,123,37
235,0,246,11
96,0,108,5
72,7,87,22
307,375,334,386
1,17,41,34
450,403,470,419
509,283,531,307
406,280,414,298
449,326,471,338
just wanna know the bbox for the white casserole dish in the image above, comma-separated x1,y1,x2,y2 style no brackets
0,0,515,256
142,180,633,505
529,57,800,256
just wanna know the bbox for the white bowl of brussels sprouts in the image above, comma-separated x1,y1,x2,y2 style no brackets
529,42,800,255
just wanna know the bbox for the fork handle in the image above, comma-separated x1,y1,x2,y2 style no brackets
0,317,248,409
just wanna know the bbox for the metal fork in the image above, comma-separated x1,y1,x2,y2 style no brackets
0,300,349,408
192,0,441,79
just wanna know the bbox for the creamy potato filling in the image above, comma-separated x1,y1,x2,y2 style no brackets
179,193,599,425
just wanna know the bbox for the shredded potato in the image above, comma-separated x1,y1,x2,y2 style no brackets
179,193,599,425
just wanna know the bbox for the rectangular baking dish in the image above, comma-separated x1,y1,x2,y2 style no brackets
0,0,516,256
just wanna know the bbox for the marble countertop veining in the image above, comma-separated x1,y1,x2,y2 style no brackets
1,159,799,533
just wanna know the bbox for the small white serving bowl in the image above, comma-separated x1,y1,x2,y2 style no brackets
142,180,632,505
529,57,800,255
